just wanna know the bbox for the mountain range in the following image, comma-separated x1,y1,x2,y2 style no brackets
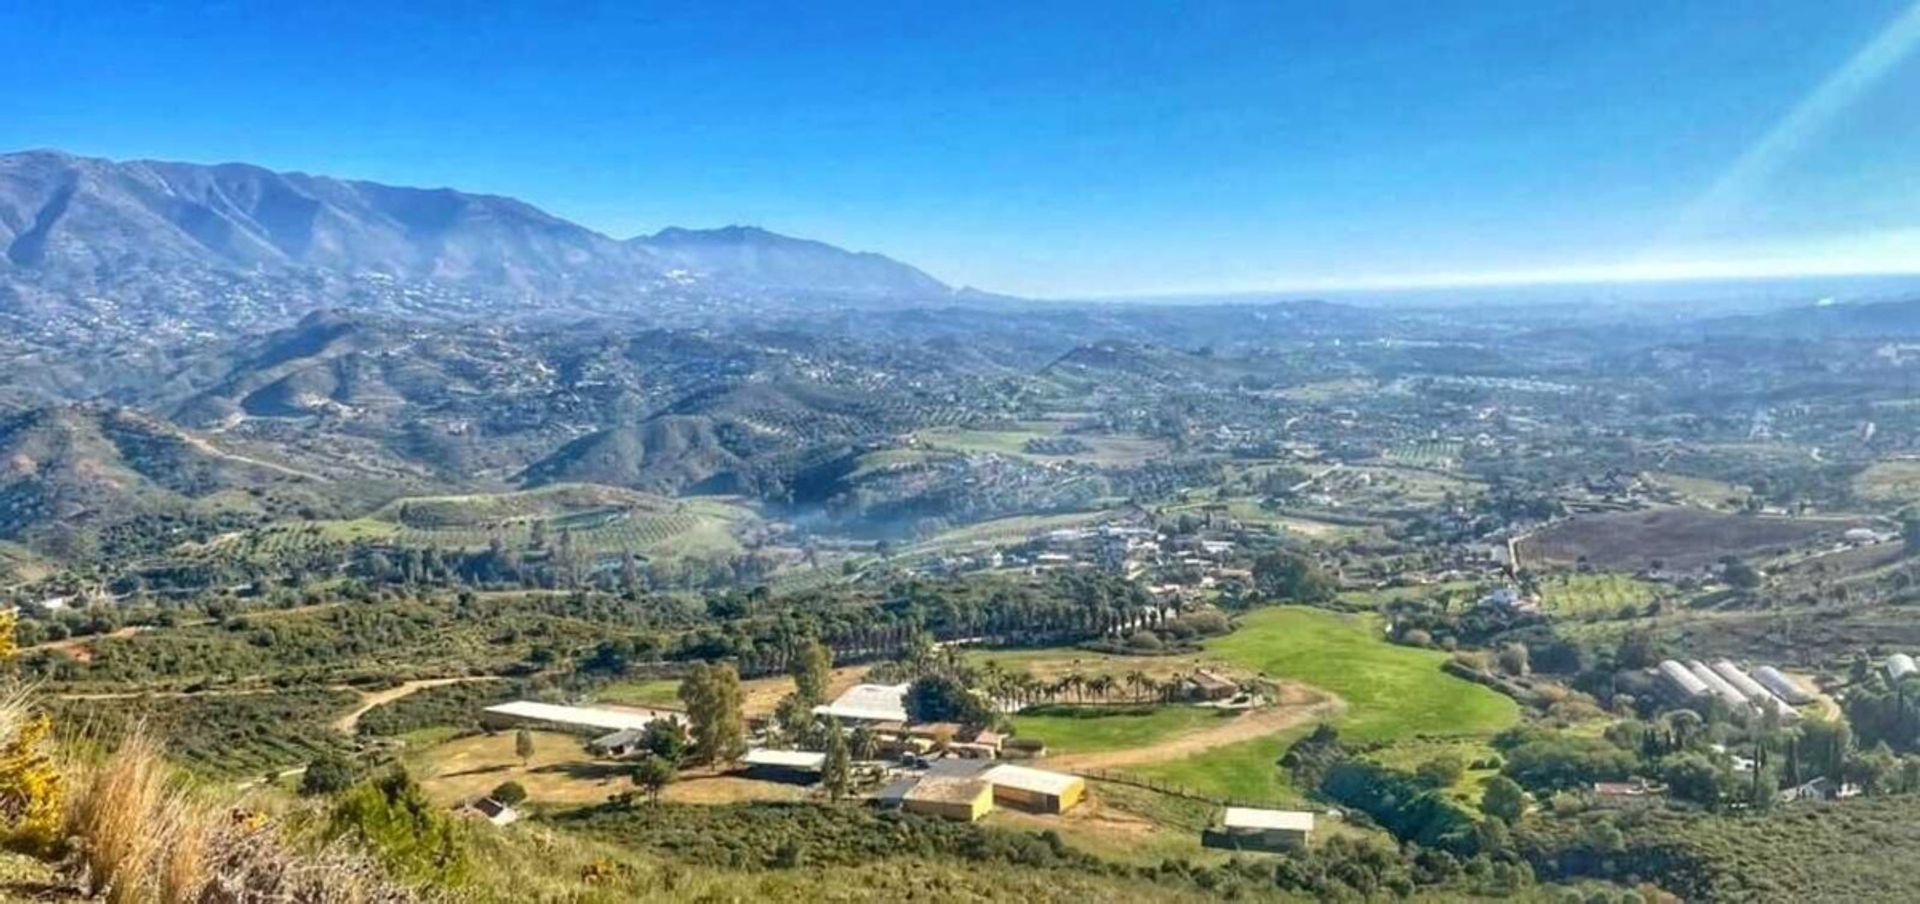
0,149,956,323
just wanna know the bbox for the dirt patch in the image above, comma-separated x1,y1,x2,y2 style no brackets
413,731,804,808
1520,507,1863,571
1039,685,1344,771
662,773,806,805
415,730,626,807
29,626,145,664
739,665,871,719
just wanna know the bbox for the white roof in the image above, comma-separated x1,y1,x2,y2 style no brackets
743,748,827,769
982,763,1083,796
1223,807,1315,832
812,683,910,722
483,700,674,733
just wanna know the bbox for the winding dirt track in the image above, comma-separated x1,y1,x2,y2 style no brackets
331,676,499,733
1038,686,1346,771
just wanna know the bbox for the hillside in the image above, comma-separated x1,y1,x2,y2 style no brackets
0,403,322,544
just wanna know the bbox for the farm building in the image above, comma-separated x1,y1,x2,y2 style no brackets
742,748,826,783
1187,670,1240,702
587,728,648,758
1710,661,1774,704
1752,666,1814,705
924,760,1086,814
1686,660,1752,712
1204,807,1313,852
1710,661,1801,723
1657,660,1709,700
459,797,521,827
981,764,1085,813
1592,778,1664,807
901,776,994,822
1888,654,1917,681
813,683,910,724
481,701,678,736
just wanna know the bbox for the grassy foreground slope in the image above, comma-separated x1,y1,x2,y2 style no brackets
1133,607,1519,801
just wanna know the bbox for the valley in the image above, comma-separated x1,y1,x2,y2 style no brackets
4,149,1920,903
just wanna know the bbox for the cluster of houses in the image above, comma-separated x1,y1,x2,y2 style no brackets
473,684,1317,851
1656,658,1810,721
917,519,1254,593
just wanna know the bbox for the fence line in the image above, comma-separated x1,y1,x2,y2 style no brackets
1067,766,1272,810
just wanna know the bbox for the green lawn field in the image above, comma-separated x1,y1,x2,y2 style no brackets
1009,705,1234,755
1536,573,1660,616
1129,606,1520,802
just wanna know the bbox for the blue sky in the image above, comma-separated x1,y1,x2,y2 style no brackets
4,1,1919,297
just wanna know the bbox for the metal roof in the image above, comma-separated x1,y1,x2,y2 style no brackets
905,776,990,804
1222,807,1315,832
1753,666,1814,705
981,764,1083,796
743,748,827,770
812,683,911,723
483,700,674,733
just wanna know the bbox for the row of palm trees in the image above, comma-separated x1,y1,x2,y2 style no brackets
968,660,1229,709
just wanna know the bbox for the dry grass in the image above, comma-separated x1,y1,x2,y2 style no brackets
60,726,414,903
68,730,170,902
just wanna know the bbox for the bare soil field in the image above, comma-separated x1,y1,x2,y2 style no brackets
1519,507,1865,571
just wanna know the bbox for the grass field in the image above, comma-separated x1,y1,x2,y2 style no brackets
1336,580,1482,609
594,678,684,709
194,491,756,567
1647,472,1751,510
1160,497,1356,539
1855,459,1920,507
1128,607,1519,802
1009,705,1235,755
908,508,1121,554
1535,572,1661,617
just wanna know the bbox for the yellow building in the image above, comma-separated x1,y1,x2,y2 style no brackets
981,764,1086,814
902,776,995,822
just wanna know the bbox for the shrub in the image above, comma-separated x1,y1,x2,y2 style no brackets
301,751,359,796
489,781,528,805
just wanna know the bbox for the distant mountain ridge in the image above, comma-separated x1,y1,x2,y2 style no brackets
0,149,955,309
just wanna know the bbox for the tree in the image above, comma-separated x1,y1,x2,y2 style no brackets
679,662,747,765
822,718,852,802
301,751,359,796
904,674,995,727
792,639,833,706
489,780,527,805
1661,752,1731,808
641,718,689,764
327,767,471,885
849,723,878,761
1416,754,1465,789
1480,775,1526,824
514,728,535,766
1722,559,1761,590
632,754,675,803
773,692,820,748
1252,551,1334,602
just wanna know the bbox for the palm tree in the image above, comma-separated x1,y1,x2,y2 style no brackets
1125,670,1151,703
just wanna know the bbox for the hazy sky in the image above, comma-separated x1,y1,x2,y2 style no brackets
5,0,1919,297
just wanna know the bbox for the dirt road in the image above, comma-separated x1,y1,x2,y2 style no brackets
332,676,499,733
1039,687,1345,771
